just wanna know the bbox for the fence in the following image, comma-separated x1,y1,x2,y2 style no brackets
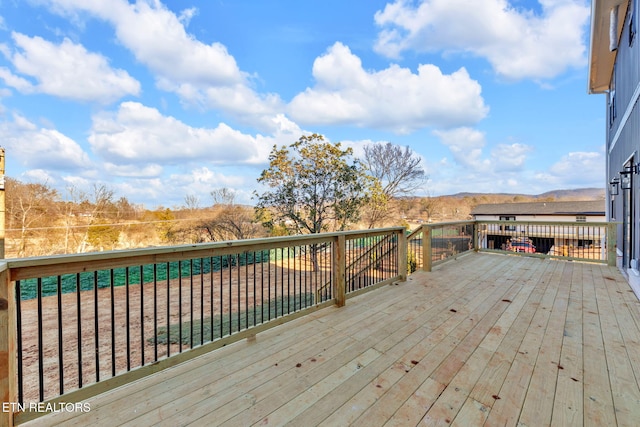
406,220,616,274
0,220,618,425
475,220,617,264
407,221,475,273
0,227,405,425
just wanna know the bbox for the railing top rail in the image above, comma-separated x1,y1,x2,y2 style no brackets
5,227,405,280
341,227,405,239
407,227,422,240
477,220,613,227
424,220,476,227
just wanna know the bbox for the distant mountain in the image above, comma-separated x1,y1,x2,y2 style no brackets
537,188,605,200
449,188,605,200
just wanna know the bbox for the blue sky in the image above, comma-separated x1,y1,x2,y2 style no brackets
0,0,604,208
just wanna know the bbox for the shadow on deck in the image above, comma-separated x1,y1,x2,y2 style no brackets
21,253,640,426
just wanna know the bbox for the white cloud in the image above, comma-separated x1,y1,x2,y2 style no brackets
103,163,164,178
374,0,589,81
288,43,488,132
426,142,604,196
108,2,241,87
104,167,250,208
536,150,605,186
170,167,244,192
429,127,541,195
0,33,140,103
0,113,92,170
22,169,57,184
178,7,197,26
88,102,295,170
434,127,489,168
0,68,33,93
41,0,284,127
490,143,533,171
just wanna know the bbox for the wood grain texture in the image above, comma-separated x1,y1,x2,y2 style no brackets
17,253,640,427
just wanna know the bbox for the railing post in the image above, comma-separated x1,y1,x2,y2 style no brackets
333,234,346,307
473,221,479,252
423,225,432,272
607,222,617,267
0,266,15,427
398,229,407,281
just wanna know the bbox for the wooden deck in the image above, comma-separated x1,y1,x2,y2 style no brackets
21,253,640,426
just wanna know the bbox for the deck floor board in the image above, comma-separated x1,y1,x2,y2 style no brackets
20,253,640,427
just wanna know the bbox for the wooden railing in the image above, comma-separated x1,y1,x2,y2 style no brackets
475,220,617,265
407,221,475,273
314,230,403,302
0,227,406,425
407,220,617,273
0,220,618,425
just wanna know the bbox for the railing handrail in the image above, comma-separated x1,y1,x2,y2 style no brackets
315,231,401,299
424,220,476,227
406,220,476,241
8,227,406,281
406,227,422,241
474,220,617,267
477,219,609,227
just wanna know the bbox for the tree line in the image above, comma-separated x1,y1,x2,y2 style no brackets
4,179,265,257
7,135,472,258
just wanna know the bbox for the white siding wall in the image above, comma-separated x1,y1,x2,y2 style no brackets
474,214,605,222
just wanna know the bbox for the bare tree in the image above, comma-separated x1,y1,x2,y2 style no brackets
76,184,117,252
6,178,59,256
363,143,426,198
361,143,427,228
115,196,140,220
201,207,261,241
420,194,441,222
199,188,263,241
183,194,200,211
60,185,86,254
211,188,236,206
90,184,116,218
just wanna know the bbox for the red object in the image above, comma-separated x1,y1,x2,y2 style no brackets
506,240,536,253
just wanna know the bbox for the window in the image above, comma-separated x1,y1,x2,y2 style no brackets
576,215,586,223
609,67,617,128
611,198,616,220
499,215,516,232
630,0,637,46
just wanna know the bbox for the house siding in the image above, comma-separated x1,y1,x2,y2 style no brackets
474,213,606,256
474,214,605,222
606,1,640,272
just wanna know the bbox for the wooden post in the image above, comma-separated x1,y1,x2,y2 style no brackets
473,221,479,252
607,222,617,267
423,225,432,272
0,266,15,427
333,234,346,307
398,229,407,281
0,148,5,260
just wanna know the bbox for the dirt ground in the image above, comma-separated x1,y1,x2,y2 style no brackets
16,241,400,404
18,258,334,403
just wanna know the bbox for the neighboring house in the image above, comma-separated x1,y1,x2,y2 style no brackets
589,0,640,295
471,201,606,257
